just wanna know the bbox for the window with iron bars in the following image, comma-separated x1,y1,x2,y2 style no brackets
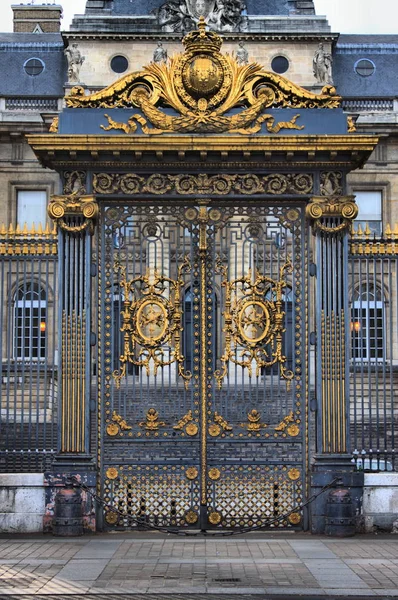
351,283,384,361
14,284,47,360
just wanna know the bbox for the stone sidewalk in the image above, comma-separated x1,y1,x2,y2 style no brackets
0,533,398,597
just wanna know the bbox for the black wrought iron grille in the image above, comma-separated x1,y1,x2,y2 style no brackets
0,240,58,473
99,202,306,530
349,234,398,472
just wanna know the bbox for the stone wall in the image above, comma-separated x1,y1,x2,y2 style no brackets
363,473,398,532
0,474,45,533
72,38,329,90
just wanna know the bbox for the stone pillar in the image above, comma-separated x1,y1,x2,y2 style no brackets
306,195,364,534
48,180,98,467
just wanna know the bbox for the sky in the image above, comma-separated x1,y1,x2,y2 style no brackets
0,0,397,34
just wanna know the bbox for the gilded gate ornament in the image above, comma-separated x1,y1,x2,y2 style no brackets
139,408,166,430
240,409,268,431
306,195,358,234
215,260,295,386
66,19,340,137
106,410,132,436
112,258,192,388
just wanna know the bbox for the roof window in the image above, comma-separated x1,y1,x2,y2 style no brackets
24,58,45,77
354,59,375,77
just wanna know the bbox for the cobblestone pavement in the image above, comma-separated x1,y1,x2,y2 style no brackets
0,534,397,597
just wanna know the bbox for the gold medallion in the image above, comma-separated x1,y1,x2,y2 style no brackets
287,467,300,481
185,510,198,524
208,468,221,481
208,511,222,525
182,54,223,99
106,423,119,436
105,511,119,525
288,512,301,525
286,208,300,222
287,424,300,437
186,423,199,436
208,424,221,437
186,466,199,480
136,300,168,343
238,300,270,345
106,467,119,480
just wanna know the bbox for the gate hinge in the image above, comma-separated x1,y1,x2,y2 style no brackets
309,263,317,277
90,332,97,346
310,397,317,412
90,264,97,277
310,332,317,346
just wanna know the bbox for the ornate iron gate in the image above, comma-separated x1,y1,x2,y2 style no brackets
98,199,307,530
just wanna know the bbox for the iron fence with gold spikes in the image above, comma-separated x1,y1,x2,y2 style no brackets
349,231,398,471
0,222,58,256
0,229,58,472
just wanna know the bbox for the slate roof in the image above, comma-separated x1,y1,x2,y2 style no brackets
0,33,65,97
333,34,398,98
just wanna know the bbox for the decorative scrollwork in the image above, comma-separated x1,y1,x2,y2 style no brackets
66,20,341,136
112,257,192,388
275,411,294,431
93,172,314,197
173,410,198,435
215,260,295,387
208,411,232,437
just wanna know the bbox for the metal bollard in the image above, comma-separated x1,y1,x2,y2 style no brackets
325,479,355,537
53,478,84,537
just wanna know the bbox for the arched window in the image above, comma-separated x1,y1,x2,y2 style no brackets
351,282,384,361
14,283,47,360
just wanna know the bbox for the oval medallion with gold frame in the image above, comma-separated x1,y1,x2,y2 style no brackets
136,300,168,345
237,300,270,345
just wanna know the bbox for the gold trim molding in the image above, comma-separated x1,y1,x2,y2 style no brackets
306,195,358,234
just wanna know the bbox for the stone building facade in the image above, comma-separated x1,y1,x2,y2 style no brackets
0,0,397,534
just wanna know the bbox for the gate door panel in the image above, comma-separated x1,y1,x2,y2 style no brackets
99,201,306,530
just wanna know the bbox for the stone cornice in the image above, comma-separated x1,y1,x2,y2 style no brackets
63,32,339,42
27,134,378,171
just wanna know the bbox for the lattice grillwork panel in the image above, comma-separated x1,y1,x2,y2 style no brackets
207,465,302,528
103,464,200,528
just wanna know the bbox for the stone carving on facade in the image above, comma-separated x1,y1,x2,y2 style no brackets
153,42,168,63
235,42,248,65
320,171,343,197
313,43,333,85
64,43,85,83
154,0,247,32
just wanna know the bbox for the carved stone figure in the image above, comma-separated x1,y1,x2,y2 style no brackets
313,43,333,85
64,43,85,83
236,42,248,65
153,42,168,63
154,0,247,32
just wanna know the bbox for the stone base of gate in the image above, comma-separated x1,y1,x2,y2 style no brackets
43,472,97,534
310,455,364,535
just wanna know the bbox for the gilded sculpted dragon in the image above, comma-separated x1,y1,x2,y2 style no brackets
66,18,341,136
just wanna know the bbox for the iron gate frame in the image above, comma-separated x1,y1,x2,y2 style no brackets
96,196,309,531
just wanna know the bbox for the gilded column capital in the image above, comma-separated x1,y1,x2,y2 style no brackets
48,193,98,234
306,195,357,234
